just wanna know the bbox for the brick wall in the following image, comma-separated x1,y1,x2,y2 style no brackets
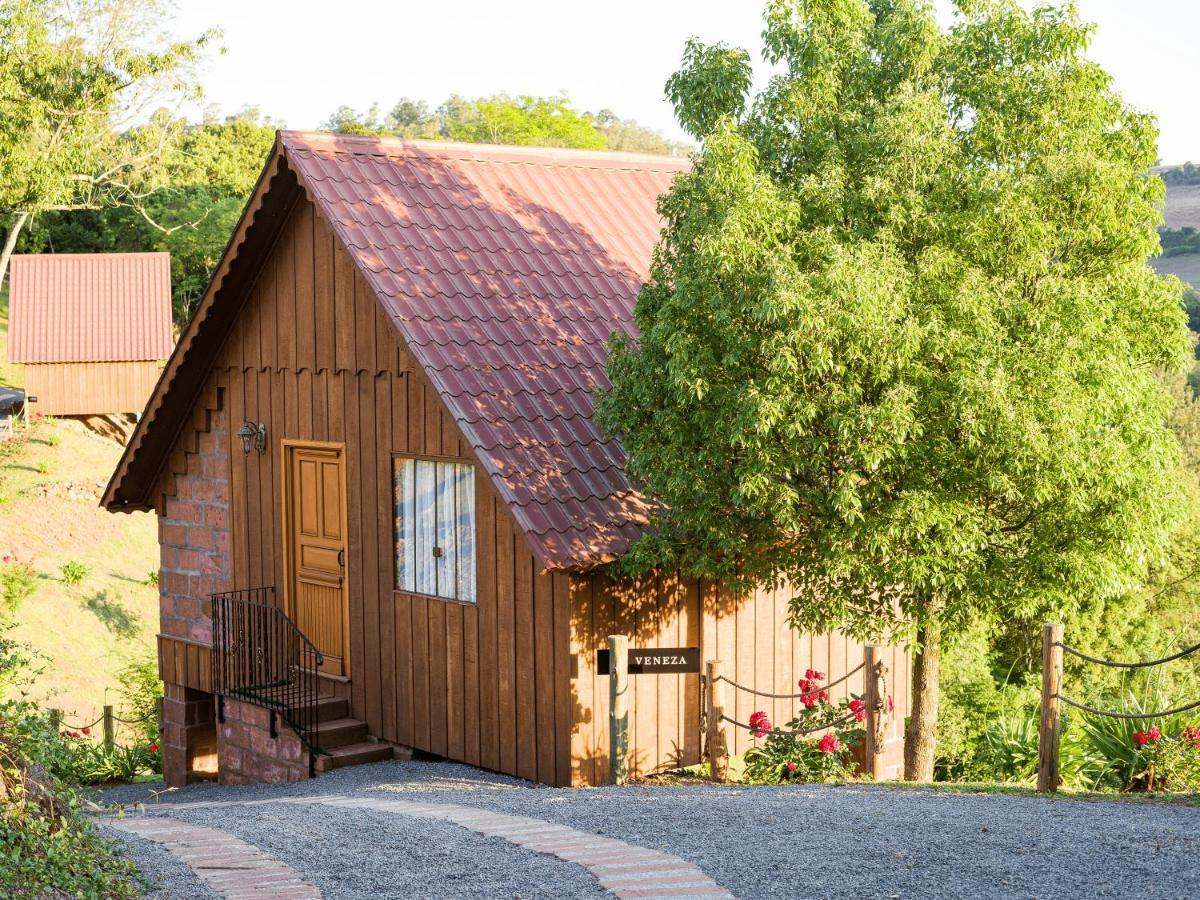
217,697,310,785
158,403,230,645
161,684,217,788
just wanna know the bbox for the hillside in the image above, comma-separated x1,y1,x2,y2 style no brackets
1154,176,1200,291
0,289,158,728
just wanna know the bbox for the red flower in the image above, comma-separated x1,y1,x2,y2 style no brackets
1132,731,1148,746
785,761,798,773
801,693,817,708
819,690,829,703
1182,726,1200,749
818,734,840,754
81,727,90,736
887,695,894,714
748,711,772,737
1147,726,1162,742
149,743,160,753
797,678,814,692
855,710,867,722
849,698,865,712
805,669,825,682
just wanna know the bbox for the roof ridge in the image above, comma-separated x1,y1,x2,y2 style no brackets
279,130,691,171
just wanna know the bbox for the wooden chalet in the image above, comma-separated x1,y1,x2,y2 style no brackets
102,132,910,787
8,252,173,416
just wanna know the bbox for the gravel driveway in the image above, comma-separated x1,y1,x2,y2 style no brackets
99,761,1200,899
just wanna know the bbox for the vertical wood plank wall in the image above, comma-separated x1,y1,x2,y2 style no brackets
203,196,573,786
25,360,163,415
181,192,906,789
568,574,912,785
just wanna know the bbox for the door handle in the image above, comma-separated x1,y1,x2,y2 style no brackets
337,548,345,567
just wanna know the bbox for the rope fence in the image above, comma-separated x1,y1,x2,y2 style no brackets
719,710,860,738
711,661,865,700
1037,622,1200,793
703,646,891,783
49,702,161,750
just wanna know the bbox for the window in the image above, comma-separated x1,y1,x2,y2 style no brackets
394,458,476,602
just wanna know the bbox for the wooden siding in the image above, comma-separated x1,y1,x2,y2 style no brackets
24,360,162,415
568,574,912,785
194,196,573,785
159,635,213,694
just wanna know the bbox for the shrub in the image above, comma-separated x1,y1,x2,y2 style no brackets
143,570,159,587
34,461,48,475
742,669,864,784
59,560,89,586
116,652,163,749
0,632,142,896
0,556,36,618
54,732,160,784
46,434,60,448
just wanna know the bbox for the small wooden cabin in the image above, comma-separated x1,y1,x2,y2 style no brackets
8,252,173,416
102,132,910,788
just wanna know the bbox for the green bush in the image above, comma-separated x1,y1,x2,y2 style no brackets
0,632,142,896
1074,692,1200,792
742,670,864,784
116,652,163,748
59,560,89,586
0,557,36,618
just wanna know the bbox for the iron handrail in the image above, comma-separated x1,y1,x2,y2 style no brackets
210,587,325,775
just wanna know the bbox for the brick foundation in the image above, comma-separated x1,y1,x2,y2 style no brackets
217,696,311,785
158,400,230,646
161,683,218,788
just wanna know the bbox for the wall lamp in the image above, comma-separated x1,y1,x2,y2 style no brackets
238,421,267,456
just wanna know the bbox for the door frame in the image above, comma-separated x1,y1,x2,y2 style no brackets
280,438,352,678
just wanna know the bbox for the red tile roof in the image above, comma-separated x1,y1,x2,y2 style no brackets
8,252,173,364
282,132,688,570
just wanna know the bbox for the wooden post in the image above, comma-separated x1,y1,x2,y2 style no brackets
1037,623,1064,793
608,634,629,785
103,705,115,750
863,645,886,780
705,659,729,783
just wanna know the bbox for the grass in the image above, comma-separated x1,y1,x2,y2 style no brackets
0,417,159,726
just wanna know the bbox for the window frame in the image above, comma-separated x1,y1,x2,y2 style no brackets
391,451,478,606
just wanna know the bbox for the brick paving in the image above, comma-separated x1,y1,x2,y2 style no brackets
106,814,322,899
114,795,735,899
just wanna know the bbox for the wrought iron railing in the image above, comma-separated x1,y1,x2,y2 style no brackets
210,587,324,775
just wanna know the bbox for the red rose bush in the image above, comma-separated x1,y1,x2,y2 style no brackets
742,670,868,784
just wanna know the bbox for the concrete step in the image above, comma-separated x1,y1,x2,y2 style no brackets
315,740,394,772
311,717,368,750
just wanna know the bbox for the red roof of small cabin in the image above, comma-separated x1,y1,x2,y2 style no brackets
104,132,690,572
8,252,173,364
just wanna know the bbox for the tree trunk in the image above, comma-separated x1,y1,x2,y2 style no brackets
0,211,29,294
903,619,941,782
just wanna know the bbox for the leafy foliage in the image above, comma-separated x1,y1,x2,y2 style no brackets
322,93,690,155
58,560,88,586
0,630,142,896
742,671,864,783
597,0,1193,774
0,555,35,617
0,0,215,287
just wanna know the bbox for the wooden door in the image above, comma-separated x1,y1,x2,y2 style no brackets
285,443,350,676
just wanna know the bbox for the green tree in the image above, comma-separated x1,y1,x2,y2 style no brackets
596,0,1192,780
439,93,605,149
27,112,275,320
0,0,214,289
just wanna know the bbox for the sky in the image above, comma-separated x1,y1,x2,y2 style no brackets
172,0,1199,164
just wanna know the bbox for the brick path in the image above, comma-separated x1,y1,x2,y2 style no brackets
106,814,322,898
112,795,735,899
